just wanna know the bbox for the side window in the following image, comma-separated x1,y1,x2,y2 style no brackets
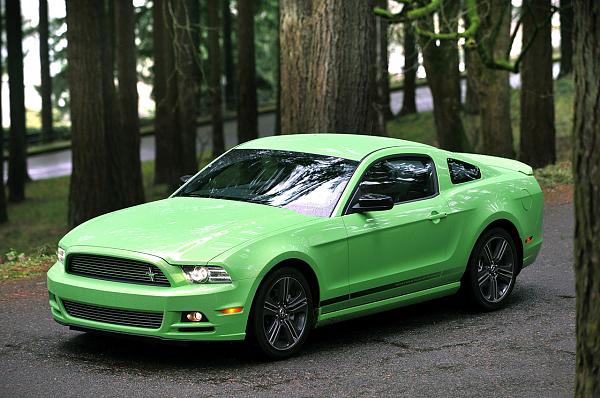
355,157,437,205
447,158,481,184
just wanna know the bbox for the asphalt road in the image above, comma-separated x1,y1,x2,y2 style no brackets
0,202,575,397
3,64,563,182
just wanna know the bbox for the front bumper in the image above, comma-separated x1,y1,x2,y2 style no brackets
47,258,255,341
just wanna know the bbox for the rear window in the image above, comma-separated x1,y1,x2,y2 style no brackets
448,158,481,184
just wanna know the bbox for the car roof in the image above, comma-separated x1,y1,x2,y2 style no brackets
235,133,436,161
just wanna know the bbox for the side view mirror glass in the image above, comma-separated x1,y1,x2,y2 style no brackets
351,193,394,213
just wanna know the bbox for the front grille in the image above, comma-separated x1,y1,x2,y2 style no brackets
62,300,163,329
67,254,170,287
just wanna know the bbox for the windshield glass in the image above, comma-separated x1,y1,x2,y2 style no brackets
177,149,358,217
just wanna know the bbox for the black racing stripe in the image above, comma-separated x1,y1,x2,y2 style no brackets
319,272,441,307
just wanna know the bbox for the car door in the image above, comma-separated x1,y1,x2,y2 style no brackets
340,153,453,309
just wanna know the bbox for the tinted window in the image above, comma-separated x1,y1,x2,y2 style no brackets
352,157,436,205
447,158,481,184
177,149,358,217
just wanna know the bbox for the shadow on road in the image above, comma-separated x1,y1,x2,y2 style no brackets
56,289,528,371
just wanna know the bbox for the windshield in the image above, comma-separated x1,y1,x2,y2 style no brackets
176,149,358,217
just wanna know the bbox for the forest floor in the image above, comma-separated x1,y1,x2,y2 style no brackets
0,77,575,279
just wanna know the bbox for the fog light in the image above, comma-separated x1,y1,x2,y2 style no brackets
186,312,204,322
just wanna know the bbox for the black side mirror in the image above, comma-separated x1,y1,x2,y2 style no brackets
180,175,193,186
351,193,394,213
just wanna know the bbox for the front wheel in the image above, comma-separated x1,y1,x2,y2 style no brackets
465,228,518,311
248,267,314,359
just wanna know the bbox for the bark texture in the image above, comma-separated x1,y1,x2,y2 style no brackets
399,22,417,116
172,0,199,184
0,10,7,223
237,0,258,143
208,0,224,156
519,0,556,168
115,0,145,204
464,48,479,115
573,1,600,396
374,0,392,128
280,0,376,134
470,0,515,158
5,0,27,202
39,0,53,143
417,0,469,151
222,0,236,110
152,0,171,185
66,0,141,226
558,0,573,77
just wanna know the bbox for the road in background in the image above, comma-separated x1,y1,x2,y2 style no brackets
3,64,560,182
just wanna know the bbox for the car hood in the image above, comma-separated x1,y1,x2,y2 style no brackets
61,197,315,264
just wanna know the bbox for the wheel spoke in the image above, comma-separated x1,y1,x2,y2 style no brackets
478,272,490,287
494,239,508,263
264,299,279,315
281,277,291,303
496,267,513,281
483,244,494,264
287,294,307,313
489,276,498,301
267,320,282,344
283,319,300,342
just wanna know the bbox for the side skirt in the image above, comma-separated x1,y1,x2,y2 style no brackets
315,282,461,327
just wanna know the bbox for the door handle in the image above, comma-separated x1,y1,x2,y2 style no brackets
428,211,448,221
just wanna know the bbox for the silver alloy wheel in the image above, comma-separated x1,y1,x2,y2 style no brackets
262,276,308,351
476,236,515,303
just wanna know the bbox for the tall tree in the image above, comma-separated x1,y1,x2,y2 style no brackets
0,5,7,224
417,0,470,151
558,0,573,78
152,0,171,185
207,0,224,156
399,22,417,116
464,49,480,115
280,0,376,134
469,0,514,158
5,0,27,202
274,1,281,135
171,0,199,185
519,0,556,168
222,0,235,110
373,0,391,135
237,0,258,143
573,1,600,395
66,0,142,226
39,0,53,143
114,0,145,204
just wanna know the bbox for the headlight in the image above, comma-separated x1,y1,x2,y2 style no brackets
57,247,65,264
182,266,232,284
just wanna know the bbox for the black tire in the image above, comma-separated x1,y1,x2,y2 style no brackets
247,267,315,359
465,227,519,311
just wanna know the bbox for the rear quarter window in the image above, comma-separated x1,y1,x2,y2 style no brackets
447,158,481,184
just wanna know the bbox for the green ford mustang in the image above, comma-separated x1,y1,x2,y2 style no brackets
48,134,543,358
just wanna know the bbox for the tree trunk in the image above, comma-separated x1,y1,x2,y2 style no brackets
274,2,281,135
573,1,600,396
222,0,236,111
558,0,573,78
39,0,53,144
399,22,417,116
417,1,469,151
5,0,27,202
153,0,171,185
0,10,7,224
114,0,145,204
171,0,199,187
373,0,390,135
280,0,376,134
66,0,139,227
464,48,480,115
237,0,258,144
207,0,224,157
470,0,515,158
519,0,556,168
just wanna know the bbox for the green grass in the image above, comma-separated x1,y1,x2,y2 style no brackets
388,77,575,162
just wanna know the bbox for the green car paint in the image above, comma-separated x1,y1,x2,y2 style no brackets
47,134,543,342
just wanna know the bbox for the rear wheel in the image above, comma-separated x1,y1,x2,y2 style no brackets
465,228,518,310
248,267,314,359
